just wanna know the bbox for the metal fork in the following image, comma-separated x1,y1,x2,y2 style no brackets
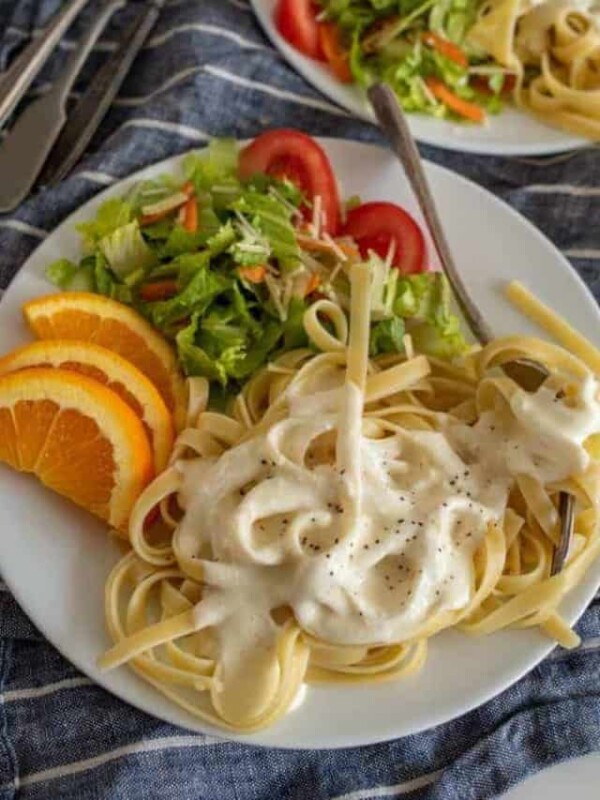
368,83,574,575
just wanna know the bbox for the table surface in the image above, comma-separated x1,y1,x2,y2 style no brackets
503,754,600,798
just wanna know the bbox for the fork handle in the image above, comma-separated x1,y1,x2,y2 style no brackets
0,0,92,128
367,83,494,346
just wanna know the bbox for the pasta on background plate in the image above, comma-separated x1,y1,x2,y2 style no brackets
469,0,600,138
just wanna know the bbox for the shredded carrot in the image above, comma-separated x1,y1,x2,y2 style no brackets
422,32,468,68
140,211,169,226
305,273,321,296
239,265,267,283
182,197,198,233
318,23,353,83
182,180,195,197
139,280,179,301
425,78,485,123
337,242,361,260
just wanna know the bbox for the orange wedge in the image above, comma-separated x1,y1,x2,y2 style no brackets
22,293,187,428
0,340,173,472
0,367,153,533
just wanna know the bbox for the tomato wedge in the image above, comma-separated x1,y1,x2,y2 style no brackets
470,74,517,96
341,202,426,274
275,0,322,60
239,129,341,235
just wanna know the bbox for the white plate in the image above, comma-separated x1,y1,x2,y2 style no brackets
251,0,587,156
0,139,599,750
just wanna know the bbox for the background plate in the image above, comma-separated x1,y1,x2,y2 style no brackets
251,0,587,157
0,139,599,749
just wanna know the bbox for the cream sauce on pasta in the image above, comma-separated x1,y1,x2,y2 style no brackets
175,369,600,678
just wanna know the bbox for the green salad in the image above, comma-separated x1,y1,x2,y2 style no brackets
278,0,516,122
47,134,467,398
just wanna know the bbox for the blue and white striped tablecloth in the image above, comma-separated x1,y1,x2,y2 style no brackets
0,1,599,798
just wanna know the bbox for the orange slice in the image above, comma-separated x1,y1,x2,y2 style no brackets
0,367,153,534
0,340,173,472
22,292,187,428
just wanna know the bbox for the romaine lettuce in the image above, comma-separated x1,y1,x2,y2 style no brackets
99,221,156,278
76,199,132,250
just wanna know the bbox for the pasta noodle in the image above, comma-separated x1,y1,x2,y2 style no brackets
468,0,600,139
505,280,600,374
99,268,600,733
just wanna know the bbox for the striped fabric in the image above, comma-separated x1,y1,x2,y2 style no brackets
0,1,599,798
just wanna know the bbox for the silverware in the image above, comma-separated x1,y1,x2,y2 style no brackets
367,82,574,575
0,0,124,212
0,0,93,129
39,0,166,187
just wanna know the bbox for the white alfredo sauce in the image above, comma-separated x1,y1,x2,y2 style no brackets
175,372,600,687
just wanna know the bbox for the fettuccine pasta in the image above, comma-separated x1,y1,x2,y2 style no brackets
468,0,600,139
99,267,600,733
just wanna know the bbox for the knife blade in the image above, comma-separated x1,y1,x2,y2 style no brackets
38,0,166,188
0,0,124,212
0,0,92,129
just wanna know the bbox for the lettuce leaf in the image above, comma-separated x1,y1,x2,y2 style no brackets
175,298,283,386
183,139,241,210
370,316,405,356
227,321,283,380
46,258,78,289
159,225,207,258
207,221,237,256
76,199,132,250
231,191,300,271
283,297,309,349
394,272,467,357
410,321,467,358
92,254,132,303
147,267,231,331
244,173,305,209
176,314,237,385
99,221,156,278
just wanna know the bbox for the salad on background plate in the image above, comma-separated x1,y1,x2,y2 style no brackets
269,0,600,141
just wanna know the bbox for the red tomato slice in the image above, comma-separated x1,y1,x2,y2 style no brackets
239,129,341,235
342,202,426,274
275,0,322,60
470,74,517,97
